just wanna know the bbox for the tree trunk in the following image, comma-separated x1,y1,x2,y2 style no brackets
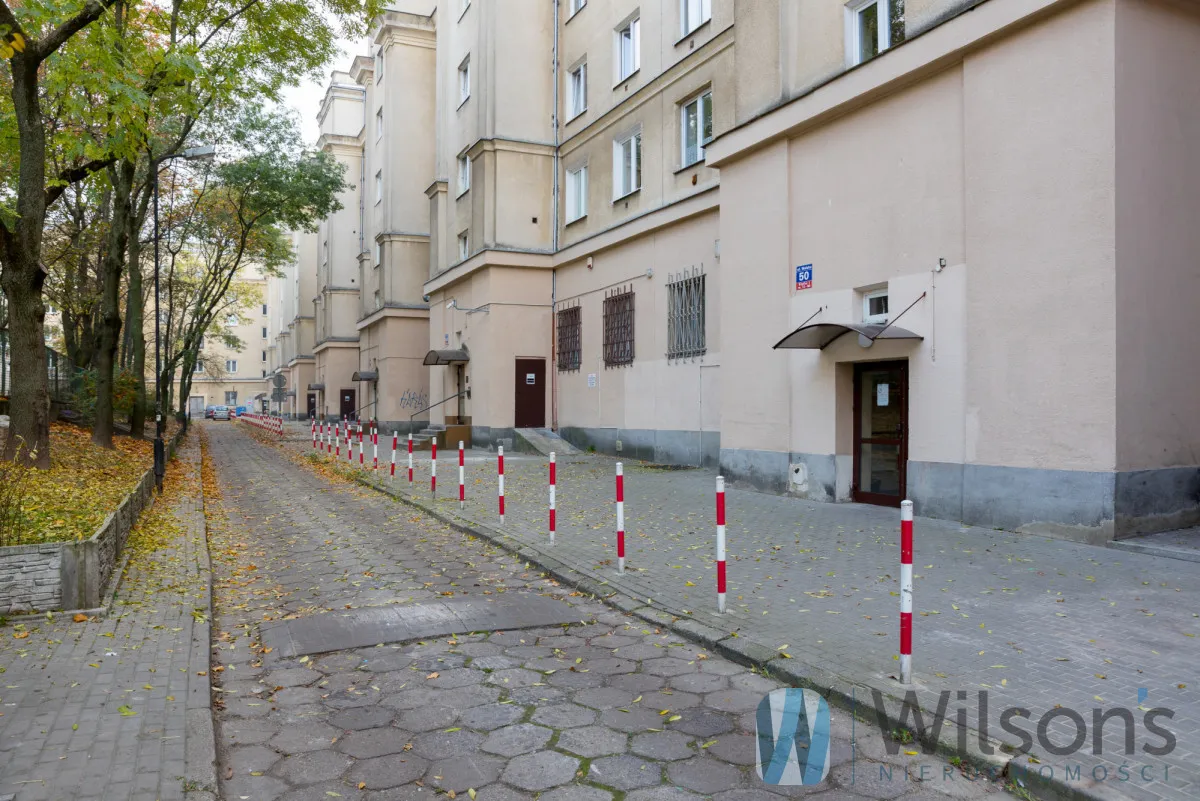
127,228,146,439
92,160,135,448
0,53,52,467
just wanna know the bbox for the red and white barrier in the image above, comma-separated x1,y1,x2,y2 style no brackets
372,421,379,471
238,413,283,438
458,441,465,509
407,433,414,485
335,422,340,458
615,462,625,574
390,432,398,479
716,475,727,613
498,446,505,523
549,452,556,545
358,422,365,467
311,420,316,449
431,439,437,495
347,422,353,463
900,499,914,684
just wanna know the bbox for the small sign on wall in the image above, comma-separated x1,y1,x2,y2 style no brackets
587,373,597,388
877,382,889,407
526,374,536,385
795,264,813,291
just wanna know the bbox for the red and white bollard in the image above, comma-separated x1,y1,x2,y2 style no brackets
716,475,727,613
548,452,556,545
346,422,353,463
372,421,379,471
431,438,437,495
358,421,365,466
497,446,505,523
390,432,398,478
458,441,465,509
900,499,914,684
407,433,414,485
335,423,340,458
311,420,316,449
615,462,625,574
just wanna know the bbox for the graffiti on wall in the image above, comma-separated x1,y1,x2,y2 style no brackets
398,389,430,410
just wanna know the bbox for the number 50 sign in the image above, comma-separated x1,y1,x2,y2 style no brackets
795,264,813,291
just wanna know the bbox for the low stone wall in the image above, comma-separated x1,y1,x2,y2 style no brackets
1,428,185,614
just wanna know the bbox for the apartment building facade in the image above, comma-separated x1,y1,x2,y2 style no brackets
272,0,1200,543
181,270,270,414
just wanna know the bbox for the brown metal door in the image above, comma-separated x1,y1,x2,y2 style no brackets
514,359,546,428
852,360,908,507
340,389,356,421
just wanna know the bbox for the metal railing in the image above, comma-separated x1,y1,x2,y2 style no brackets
0,332,79,403
409,389,470,422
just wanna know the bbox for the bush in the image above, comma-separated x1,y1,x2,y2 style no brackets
70,368,146,425
0,437,31,546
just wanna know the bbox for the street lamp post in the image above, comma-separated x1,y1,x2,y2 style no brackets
153,144,215,492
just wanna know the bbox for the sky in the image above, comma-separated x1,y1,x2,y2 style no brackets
279,33,366,145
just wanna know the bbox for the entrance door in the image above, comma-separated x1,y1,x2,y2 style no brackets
514,359,546,428
852,361,908,507
188,396,205,417
340,389,357,420
307,393,317,419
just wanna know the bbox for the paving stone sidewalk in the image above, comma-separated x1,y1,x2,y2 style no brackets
205,421,1013,800
0,434,213,801
278,425,1199,801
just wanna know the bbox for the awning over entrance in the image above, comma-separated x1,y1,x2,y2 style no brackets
772,322,923,350
308,383,325,391
351,370,378,381
422,349,470,366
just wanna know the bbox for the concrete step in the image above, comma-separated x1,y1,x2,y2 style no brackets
513,428,580,457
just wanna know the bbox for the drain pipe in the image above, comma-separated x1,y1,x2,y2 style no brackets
550,0,560,432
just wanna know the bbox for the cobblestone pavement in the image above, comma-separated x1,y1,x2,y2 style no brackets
204,422,1012,801
0,436,211,801
276,426,1199,801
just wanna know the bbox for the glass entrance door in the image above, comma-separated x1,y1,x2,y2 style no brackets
853,361,908,506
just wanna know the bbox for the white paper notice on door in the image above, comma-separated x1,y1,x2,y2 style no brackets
526,374,536,385
876,382,889,407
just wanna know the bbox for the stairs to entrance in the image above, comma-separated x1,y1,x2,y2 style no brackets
514,428,580,457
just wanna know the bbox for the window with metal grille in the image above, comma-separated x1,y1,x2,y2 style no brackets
557,306,582,372
603,287,635,367
667,268,706,360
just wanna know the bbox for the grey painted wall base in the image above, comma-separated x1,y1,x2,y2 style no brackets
471,426,524,453
720,448,1200,545
560,426,720,468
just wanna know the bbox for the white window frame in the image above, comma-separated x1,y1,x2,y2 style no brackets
568,61,587,120
458,56,471,106
680,89,713,168
374,241,382,267
457,231,469,261
457,154,471,196
568,0,586,18
376,107,383,140
614,15,640,84
375,170,382,204
226,359,238,373
845,0,900,66
680,0,712,36
565,165,588,223
613,130,642,200
863,289,889,324
193,362,205,374
375,48,384,83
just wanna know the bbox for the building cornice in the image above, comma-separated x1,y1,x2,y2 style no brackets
321,285,361,295
423,248,555,294
314,338,361,354
377,231,431,244
706,0,1066,168
424,179,448,199
465,137,556,161
356,304,432,330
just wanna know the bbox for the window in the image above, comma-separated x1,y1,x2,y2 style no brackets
375,48,384,82
557,306,582,371
613,131,642,199
681,90,713,167
681,0,711,35
375,170,382,204
198,336,205,349
375,241,383,267
193,362,204,374
846,0,904,65
225,391,238,405
603,288,635,366
261,304,267,315
226,313,238,326
374,289,382,310
262,350,267,362
568,62,587,119
458,231,469,261
262,326,268,338
457,154,471,195
615,16,640,82
458,57,471,105
565,166,588,223
667,268,706,359
568,0,586,17
863,289,889,324
376,108,383,140
226,359,238,373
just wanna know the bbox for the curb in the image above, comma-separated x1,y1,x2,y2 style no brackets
186,433,218,801
290,441,1128,801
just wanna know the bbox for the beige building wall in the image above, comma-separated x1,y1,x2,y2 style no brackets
181,271,269,412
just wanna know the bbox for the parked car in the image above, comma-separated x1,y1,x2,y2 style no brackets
205,405,216,419
212,405,231,420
